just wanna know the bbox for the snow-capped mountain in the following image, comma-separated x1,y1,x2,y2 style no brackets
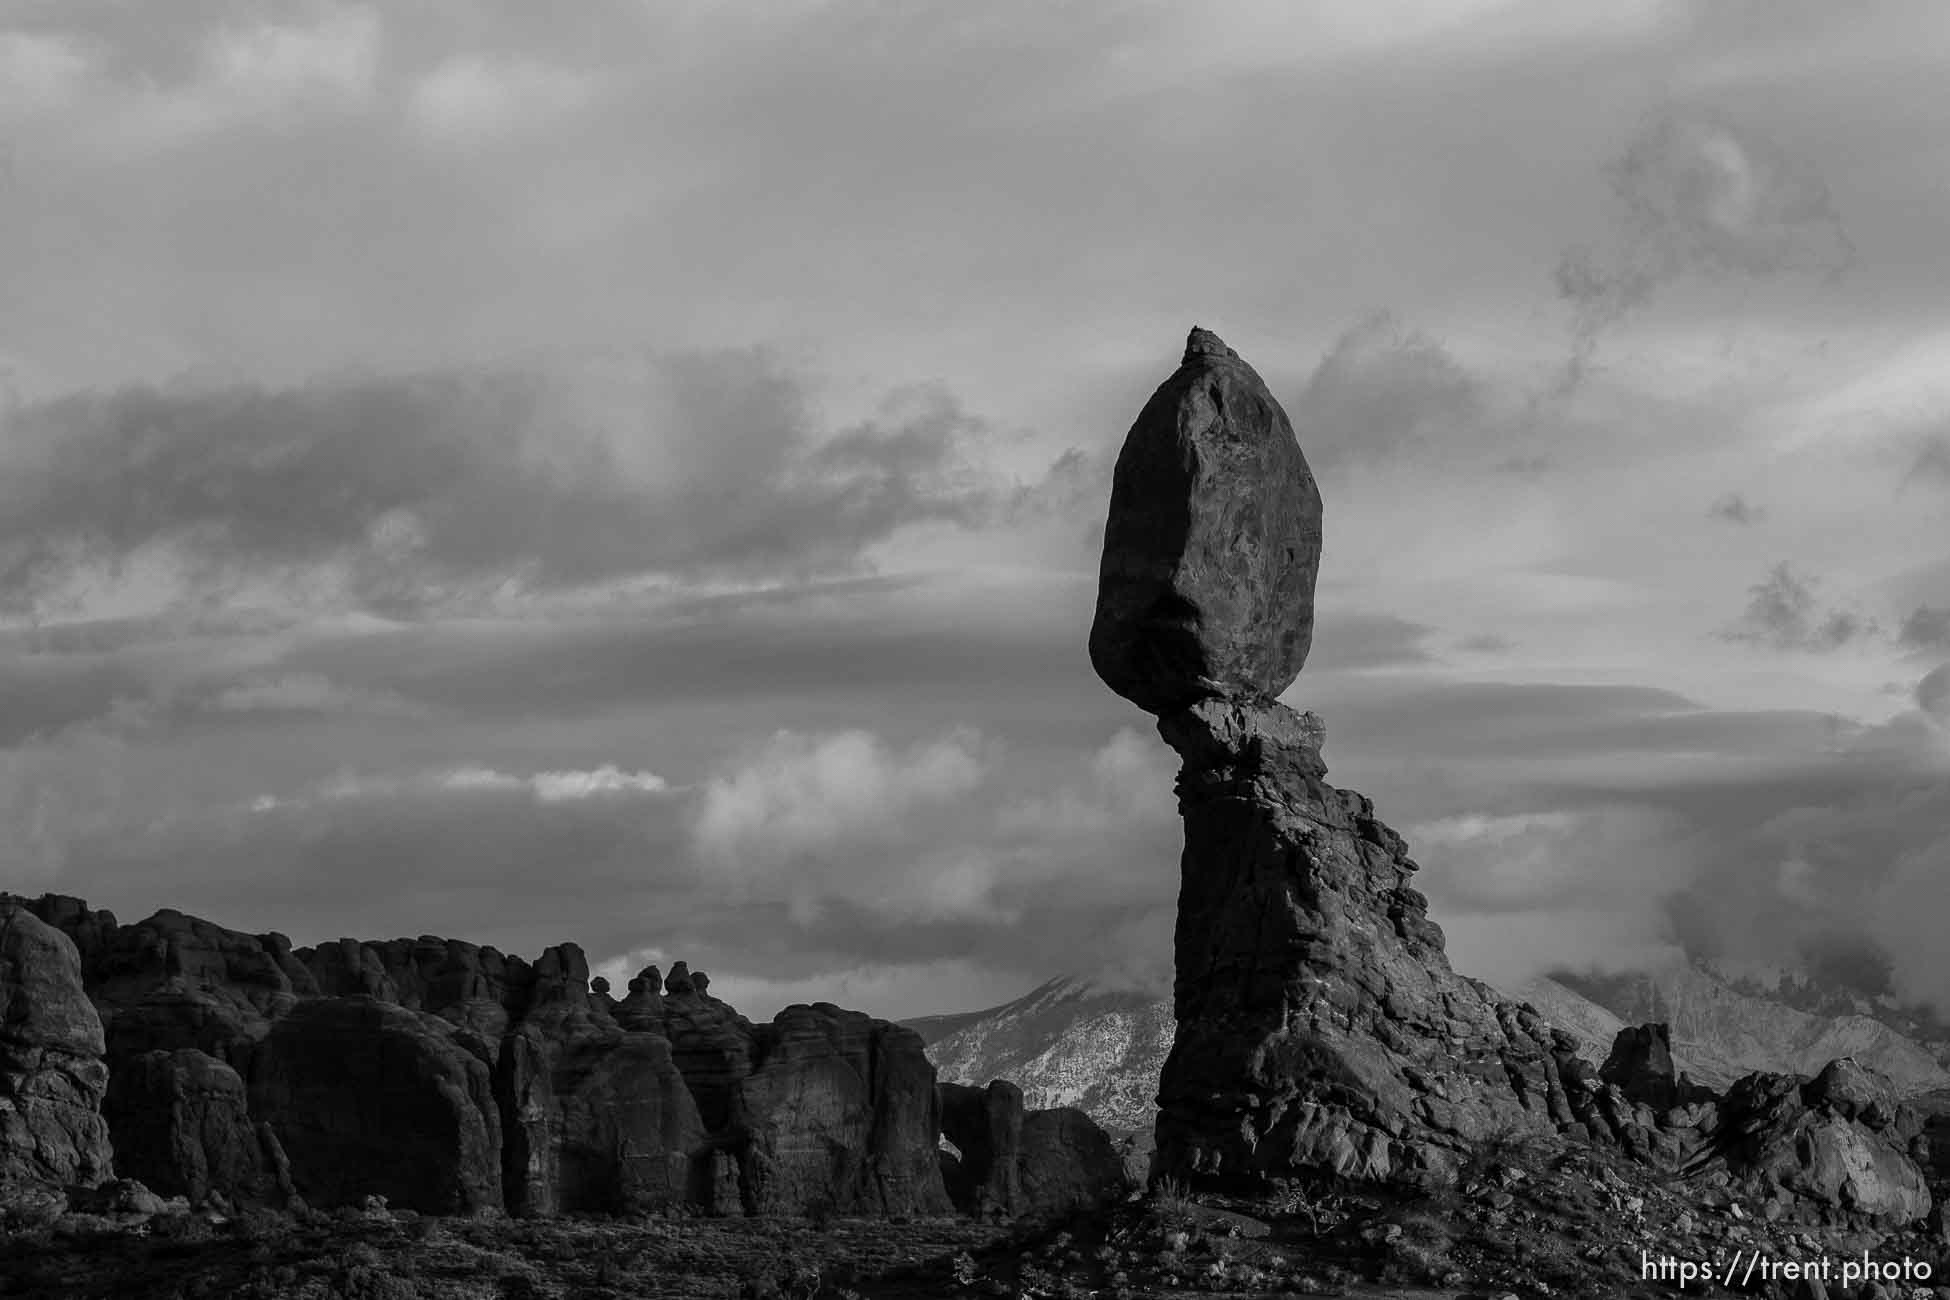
905,974,1175,1136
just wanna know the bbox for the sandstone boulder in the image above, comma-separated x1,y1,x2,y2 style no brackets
939,1080,1023,1218
725,1002,951,1217
495,999,706,1215
938,1080,1129,1219
0,900,114,1205
102,1048,291,1206
244,997,503,1214
1089,327,1323,716
1019,1106,1130,1218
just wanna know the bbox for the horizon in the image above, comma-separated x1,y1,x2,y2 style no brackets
3,0,1948,1024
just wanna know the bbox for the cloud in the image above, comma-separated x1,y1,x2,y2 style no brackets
406,54,601,145
200,8,381,109
1918,662,1950,726
254,761,671,810
208,672,430,718
0,29,92,118
994,727,1176,841
691,726,998,922
1555,106,1855,390
1907,433,1950,488
1898,604,1950,651
1721,562,1877,651
1708,491,1763,525
0,354,1044,619
1295,312,1492,472
1406,804,1697,987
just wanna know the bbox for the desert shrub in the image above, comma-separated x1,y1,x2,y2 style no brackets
1148,1176,1195,1220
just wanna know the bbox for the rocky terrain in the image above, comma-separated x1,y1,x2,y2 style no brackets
1552,963,1950,1096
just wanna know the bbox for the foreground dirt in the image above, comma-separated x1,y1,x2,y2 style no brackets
4,1135,1948,1300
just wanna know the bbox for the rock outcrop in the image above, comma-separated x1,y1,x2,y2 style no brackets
101,1048,291,1207
3,891,981,1222
245,996,505,1214
0,900,114,1211
661,992,952,1217
1145,697,1581,1192
1687,1059,1932,1225
1089,327,1323,717
938,1080,1130,1220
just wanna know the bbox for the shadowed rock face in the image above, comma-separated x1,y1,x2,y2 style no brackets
4,892,975,1221
102,1048,293,1207
0,901,114,1206
1147,699,1576,1192
1089,327,1322,717
938,1080,1130,1220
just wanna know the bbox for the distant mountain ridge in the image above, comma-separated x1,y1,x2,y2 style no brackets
911,961,1950,1149
905,974,1173,1135
1548,960,1950,1097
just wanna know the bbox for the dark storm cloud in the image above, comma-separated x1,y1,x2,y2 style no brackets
1721,562,1877,651
1294,313,1491,472
1918,663,1950,724
1906,433,1950,488
0,353,1032,617
1555,106,1856,391
1899,604,1950,651
1708,492,1763,525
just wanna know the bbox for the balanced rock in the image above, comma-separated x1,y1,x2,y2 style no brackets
1089,327,1323,716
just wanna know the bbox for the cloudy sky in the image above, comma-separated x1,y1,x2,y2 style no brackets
4,0,1949,1022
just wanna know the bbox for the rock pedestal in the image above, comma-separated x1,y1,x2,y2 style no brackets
1149,698,1574,1193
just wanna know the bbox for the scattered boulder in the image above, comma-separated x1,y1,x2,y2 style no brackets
1705,1066,1931,1225
65,1176,182,1218
1089,326,1324,716
0,899,115,1207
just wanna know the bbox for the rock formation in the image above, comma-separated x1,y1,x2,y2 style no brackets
101,1048,292,1207
1091,329,1586,1193
0,899,114,1213
3,891,1106,1223
938,1080,1131,1220
1087,331,1939,1238
1089,326,1323,717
